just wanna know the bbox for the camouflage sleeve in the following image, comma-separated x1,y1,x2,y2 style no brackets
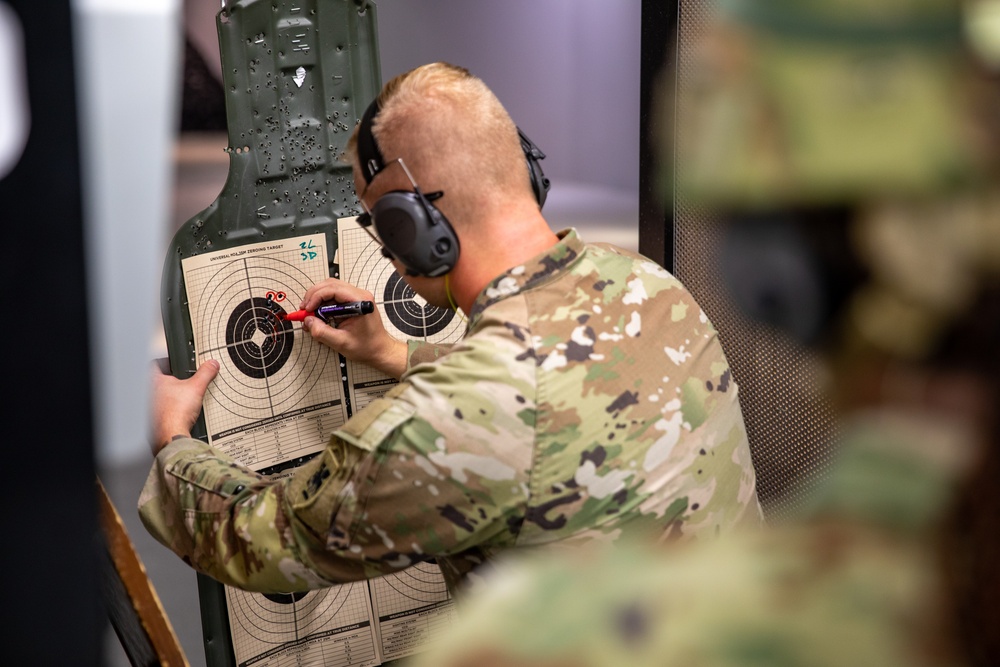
299,380,532,578
138,437,372,592
139,373,531,591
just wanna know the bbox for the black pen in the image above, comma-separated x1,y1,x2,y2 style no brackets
279,300,375,322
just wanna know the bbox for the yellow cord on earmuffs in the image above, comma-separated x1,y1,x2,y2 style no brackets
445,273,467,324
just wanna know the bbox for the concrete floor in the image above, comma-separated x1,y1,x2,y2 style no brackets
99,131,639,666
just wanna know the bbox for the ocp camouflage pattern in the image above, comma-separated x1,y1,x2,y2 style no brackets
139,228,763,593
407,409,975,667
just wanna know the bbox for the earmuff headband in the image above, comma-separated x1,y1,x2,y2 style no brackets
357,97,384,185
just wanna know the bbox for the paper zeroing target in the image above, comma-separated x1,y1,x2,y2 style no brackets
182,235,349,469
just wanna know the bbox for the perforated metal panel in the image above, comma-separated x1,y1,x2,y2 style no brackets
671,0,840,523
159,3,383,665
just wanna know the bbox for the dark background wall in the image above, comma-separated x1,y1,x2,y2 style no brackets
0,2,102,665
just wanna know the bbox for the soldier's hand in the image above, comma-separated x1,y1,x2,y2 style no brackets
299,278,408,378
149,359,219,455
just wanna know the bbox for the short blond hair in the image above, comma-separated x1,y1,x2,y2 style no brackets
348,62,533,222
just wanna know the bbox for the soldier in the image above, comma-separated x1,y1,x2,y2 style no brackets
141,62,763,595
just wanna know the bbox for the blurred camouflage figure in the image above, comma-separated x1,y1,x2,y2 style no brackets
140,62,763,595
406,1,1000,665
410,409,978,667
675,0,983,208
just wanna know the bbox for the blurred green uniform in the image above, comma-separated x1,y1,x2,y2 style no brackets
408,409,974,667
675,0,975,208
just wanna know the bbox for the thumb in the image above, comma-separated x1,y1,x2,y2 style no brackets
191,359,220,391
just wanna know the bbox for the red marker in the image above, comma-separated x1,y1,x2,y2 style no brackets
278,300,374,323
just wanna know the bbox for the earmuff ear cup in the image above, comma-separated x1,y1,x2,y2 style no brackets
371,191,460,277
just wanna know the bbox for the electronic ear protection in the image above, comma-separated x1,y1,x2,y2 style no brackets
355,96,550,277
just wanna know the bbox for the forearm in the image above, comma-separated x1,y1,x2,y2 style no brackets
371,337,409,379
138,438,362,592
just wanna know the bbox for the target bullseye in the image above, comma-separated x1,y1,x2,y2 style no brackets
226,296,294,378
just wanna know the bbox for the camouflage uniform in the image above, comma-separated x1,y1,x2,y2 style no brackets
139,228,763,593
407,409,974,667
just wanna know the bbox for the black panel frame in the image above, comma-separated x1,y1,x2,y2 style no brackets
638,0,678,271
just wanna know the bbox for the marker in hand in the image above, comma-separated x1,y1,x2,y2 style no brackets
279,300,375,323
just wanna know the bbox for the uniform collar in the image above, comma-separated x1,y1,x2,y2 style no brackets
468,228,583,323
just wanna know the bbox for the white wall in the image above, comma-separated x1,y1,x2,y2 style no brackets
74,0,182,467
371,0,642,248
374,0,641,193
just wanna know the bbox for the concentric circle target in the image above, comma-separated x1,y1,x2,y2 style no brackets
380,561,450,602
227,584,364,645
382,273,455,337
262,591,309,605
188,252,341,423
225,297,294,378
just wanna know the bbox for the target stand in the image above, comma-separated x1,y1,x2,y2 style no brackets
160,2,382,665
162,3,463,665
